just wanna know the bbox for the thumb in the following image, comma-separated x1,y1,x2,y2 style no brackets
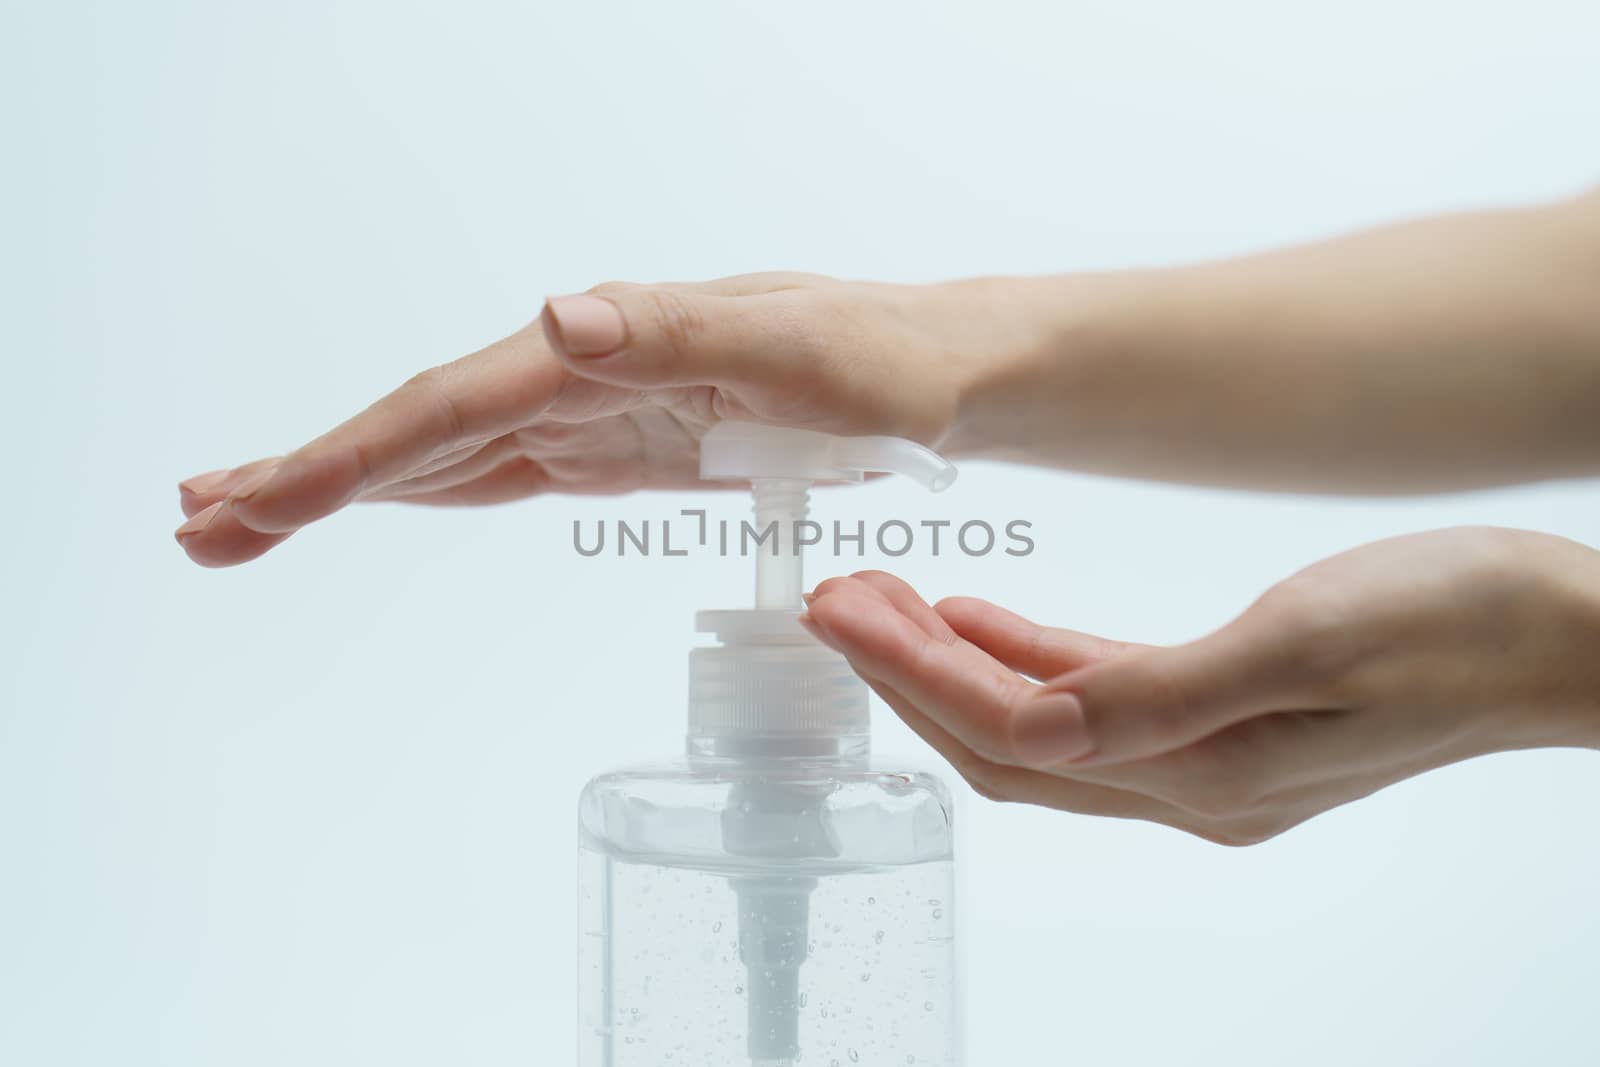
1010,612,1306,769
539,285,818,389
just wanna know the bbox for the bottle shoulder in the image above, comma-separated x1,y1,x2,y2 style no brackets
581,755,952,792
579,755,955,874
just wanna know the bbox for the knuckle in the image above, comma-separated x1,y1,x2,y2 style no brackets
1014,625,1050,674
851,568,899,587
810,576,857,600
760,290,829,360
401,364,445,392
750,270,832,291
711,271,813,296
398,366,466,444
640,288,705,358
1085,632,1130,664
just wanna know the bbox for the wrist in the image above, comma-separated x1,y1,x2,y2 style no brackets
1523,533,1600,750
1561,549,1600,750
931,272,1126,462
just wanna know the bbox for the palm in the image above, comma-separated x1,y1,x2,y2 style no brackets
365,377,728,505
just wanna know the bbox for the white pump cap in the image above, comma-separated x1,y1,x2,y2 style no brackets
701,422,958,611
687,422,956,751
699,421,957,492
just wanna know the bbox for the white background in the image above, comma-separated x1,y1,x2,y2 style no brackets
3,1,1598,1064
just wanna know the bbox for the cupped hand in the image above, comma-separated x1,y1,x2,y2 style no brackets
800,528,1600,845
175,273,1003,567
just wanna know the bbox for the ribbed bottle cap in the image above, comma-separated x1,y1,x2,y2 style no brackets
688,610,868,741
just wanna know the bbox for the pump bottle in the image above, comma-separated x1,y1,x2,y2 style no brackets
578,422,962,1067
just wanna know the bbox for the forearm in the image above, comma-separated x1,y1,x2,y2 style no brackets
946,188,1600,493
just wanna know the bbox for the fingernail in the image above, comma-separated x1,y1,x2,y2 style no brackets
796,612,841,652
802,592,816,606
179,469,232,496
543,294,626,357
228,465,280,504
175,500,225,540
1010,692,1093,766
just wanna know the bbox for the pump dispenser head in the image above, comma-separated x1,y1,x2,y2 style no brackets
699,422,957,610
688,422,957,749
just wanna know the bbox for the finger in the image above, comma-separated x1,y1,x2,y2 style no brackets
177,457,282,518
800,582,1268,840
228,322,566,535
1019,611,1309,769
846,578,1134,681
936,596,1142,679
540,284,824,390
394,438,495,480
174,501,292,567
363,456,550,507
845,570,960,643
806,582,1038,765
863,673,1203,830
360,434,526,500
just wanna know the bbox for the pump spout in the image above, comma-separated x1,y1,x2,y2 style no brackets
832,434,958,492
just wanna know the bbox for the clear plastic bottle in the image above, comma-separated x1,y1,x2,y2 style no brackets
577,725,958,1065
577,424,963,1067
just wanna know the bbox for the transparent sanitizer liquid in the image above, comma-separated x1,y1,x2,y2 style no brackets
578,770,956,1066
577,423,963,1066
